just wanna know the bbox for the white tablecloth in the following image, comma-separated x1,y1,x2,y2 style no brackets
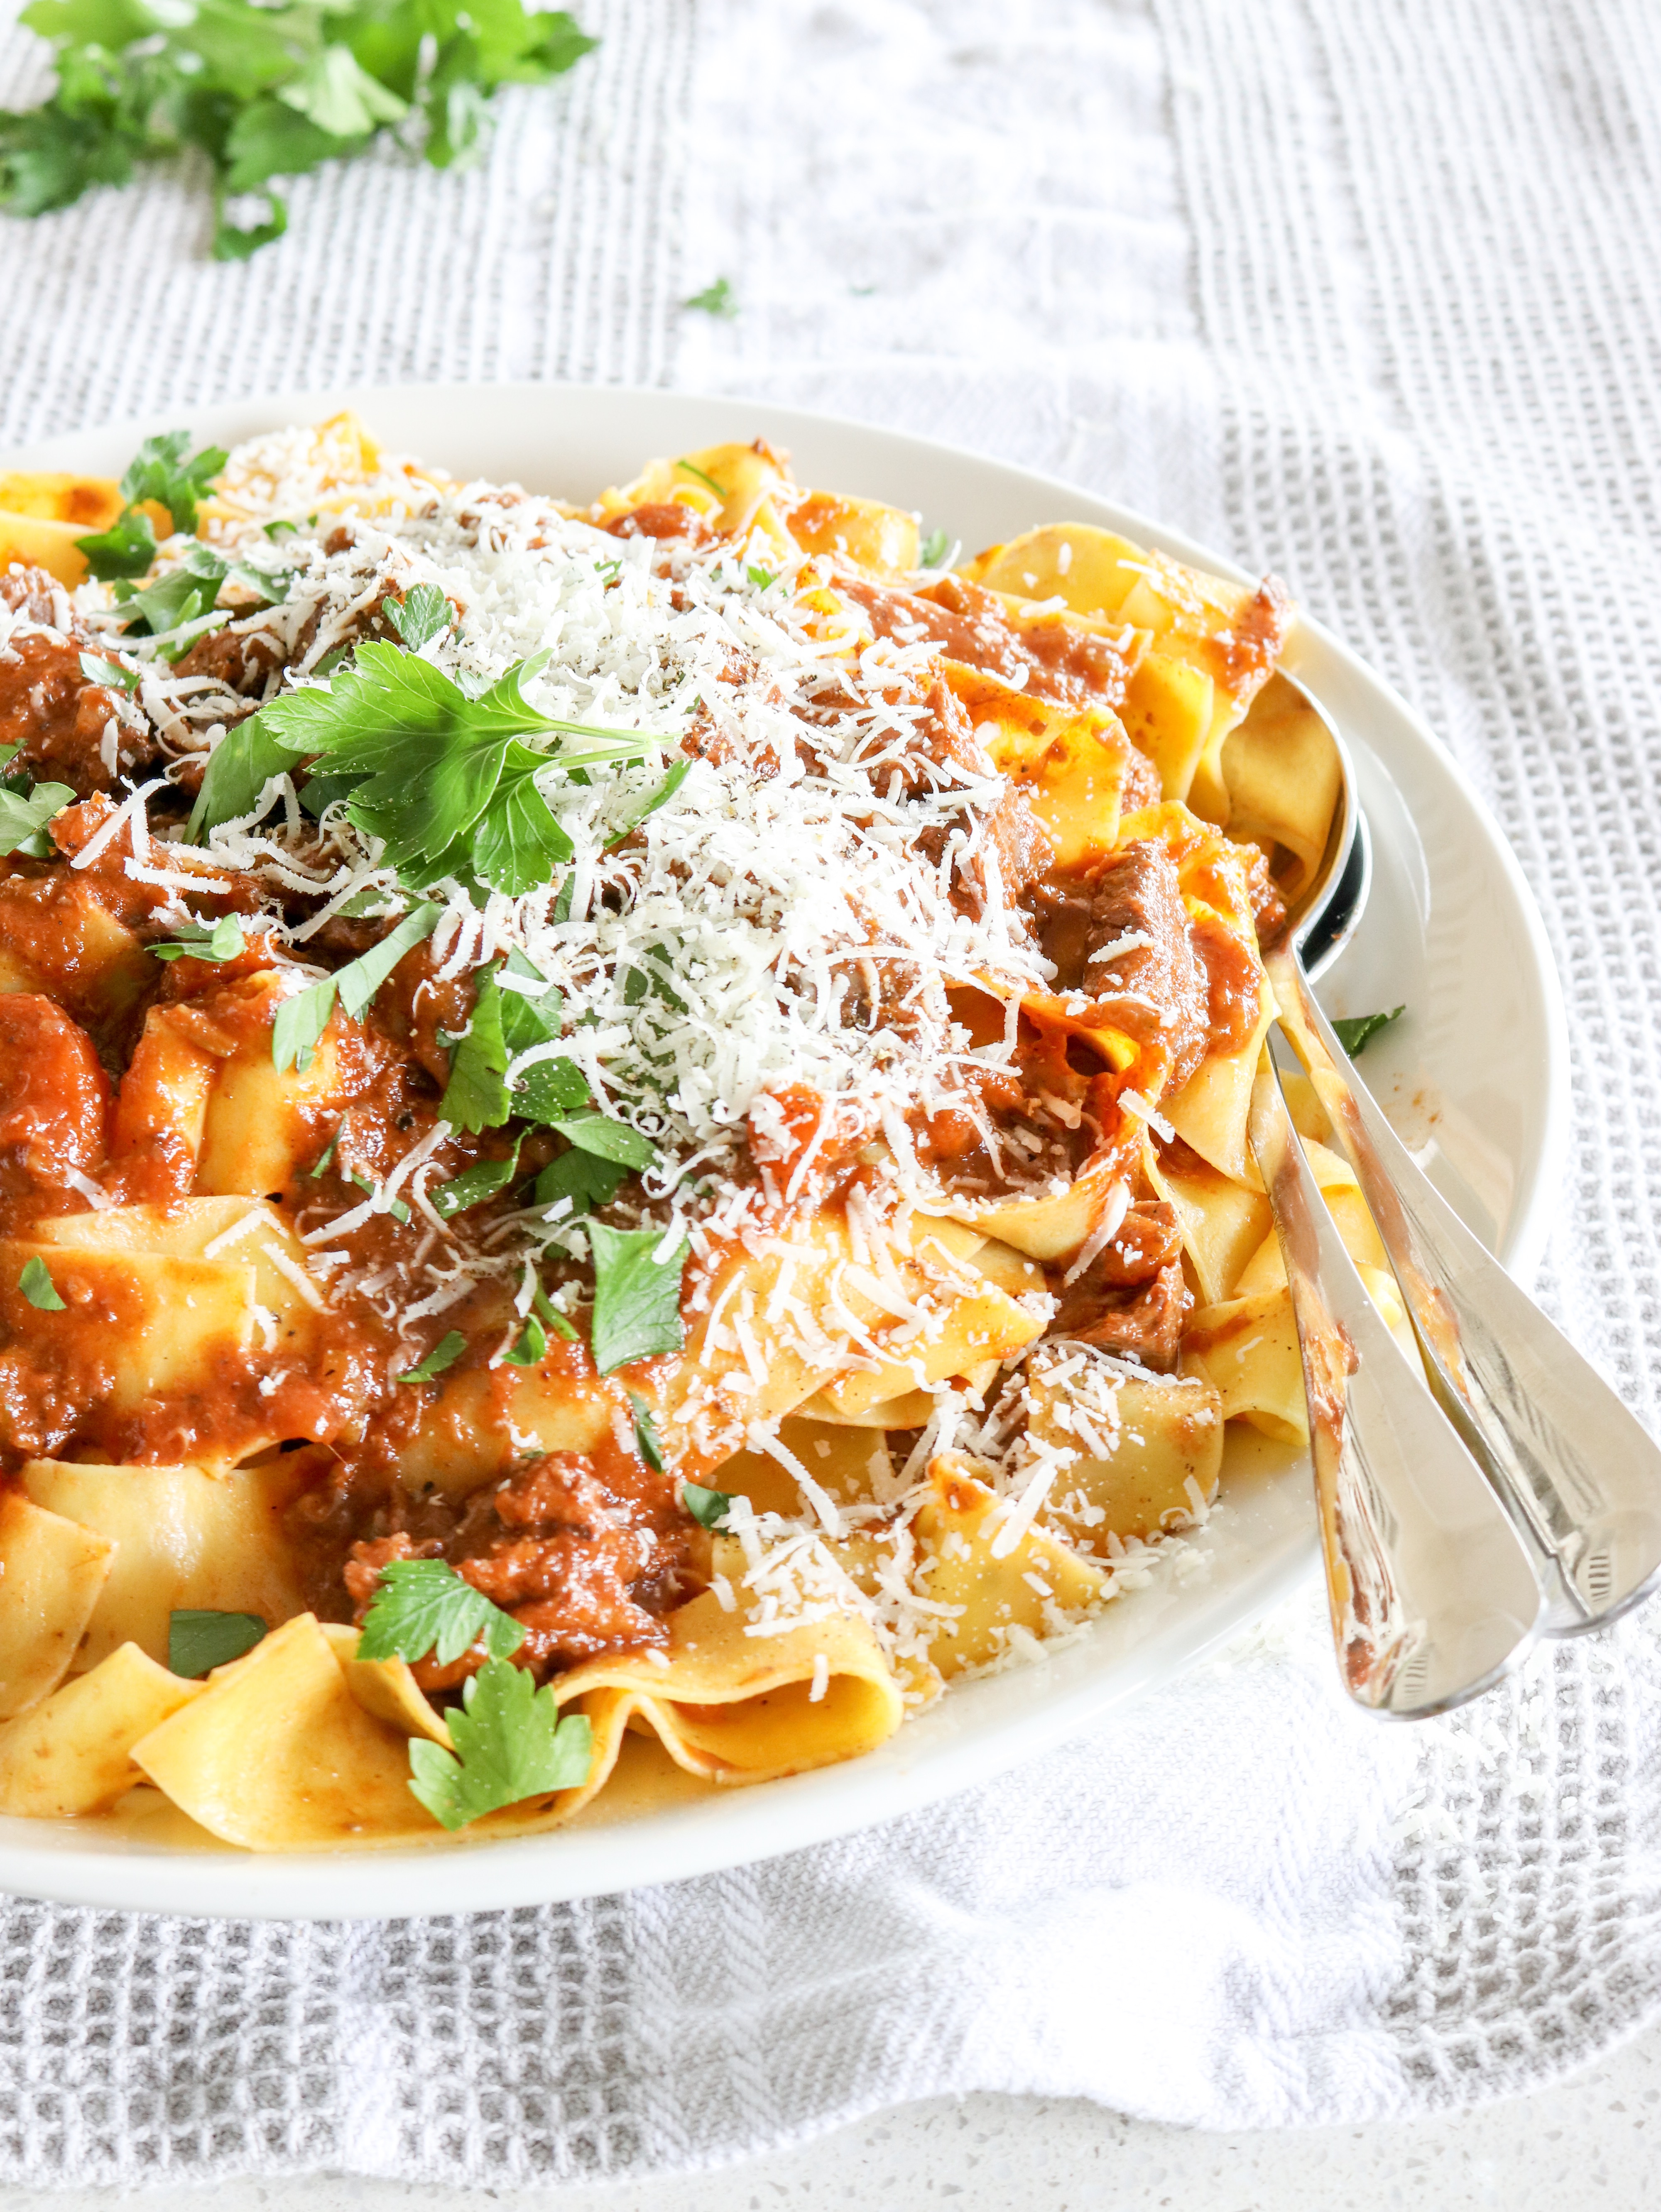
2,0,1661,2184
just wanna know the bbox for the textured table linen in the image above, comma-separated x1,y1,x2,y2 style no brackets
2,0,1661,2184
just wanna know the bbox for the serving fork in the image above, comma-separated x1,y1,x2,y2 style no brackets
1243,679,1661,1717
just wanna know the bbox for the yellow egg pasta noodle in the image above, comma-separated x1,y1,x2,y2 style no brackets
0,1643,203,1817
0,1493,115,1719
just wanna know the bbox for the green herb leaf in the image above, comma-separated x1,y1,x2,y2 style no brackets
604,756,691,849
309,1123,344,1178
0,779,76,859
407,1658,593,1830
75,506,157,581
333,902,442,1019
168,1608,267,1678
627,1391,665,1473
222,98,349,194
502,1311,546,1366
270,978,336,1076
544,1111,656,1168
745,563,776,590
18,1254,65,1311
383,583,453,651
188,707,303,839
279,44,407,137
587,1221,686,1373
532,1281,578,1339
534,1147,626,1216
513,1057,591,1124
675,459,727,497
119,431,229,536
682,277,737,319
350,1170,411,1224
357,1556,524,1667
397,1329,468,1384
498,947,563,1047
680,1482,733,1529
78,649,141,691
1330,1006,1405,1057
441,965,512,1132
212,186,291,261
114,541,228,638
431,1140,522,1220
148,913,246,963
919,526,951,569
470,760,575,893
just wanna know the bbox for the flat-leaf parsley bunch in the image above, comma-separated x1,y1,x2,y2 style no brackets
0,0,597,260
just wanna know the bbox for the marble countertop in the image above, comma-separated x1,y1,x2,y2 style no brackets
4,2013,1653,2212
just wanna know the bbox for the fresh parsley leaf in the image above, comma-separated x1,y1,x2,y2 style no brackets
75,505,156,581
350,1170,411,1224
587,1222,686,1373
431,1140,522,1220
213,184,290,261
270,905,441,1073
280,44,407,137
169,1608,266,1678
397,1329,468,1385
357,1556,524,1667
532,1281,578,1339
498,947,563,1046
309,1123,344,1178
502,1312,547,1366
627,1391,665,1473
18,1254,65,1311
745,563,776,590
919,526,951,569
297,769,368,822
270,979,336,1077
534,1147,626,1215
115,541,227,638
682,277,737,319
382,583,453,651
680,1482,733,1529
407,1658,593,1831
148,913,246,963
188,708,302,839
513,1056,591,1124
1331,1006,1405,1057
469,759,575,894
0,778,75,859
441,965,512,1132
78,649,140,691
222,98,348,195
242,643,641,885
118,431,229,536
333,903,442,1019
675,459,727,497
604,757,691,849
544,1111,655,1169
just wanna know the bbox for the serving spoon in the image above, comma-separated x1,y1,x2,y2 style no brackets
1232,674,1656,1713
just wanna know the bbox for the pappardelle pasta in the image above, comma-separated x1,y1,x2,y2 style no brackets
0,418,1378,1850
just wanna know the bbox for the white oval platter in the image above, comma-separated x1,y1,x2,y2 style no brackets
0,384,1569,1919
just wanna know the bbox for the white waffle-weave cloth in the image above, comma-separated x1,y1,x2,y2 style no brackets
4,0,1661,2185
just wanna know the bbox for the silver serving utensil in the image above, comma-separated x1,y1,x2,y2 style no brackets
1271,943,1661,1636
1248,1064,1545,1713
1265,673,1661,1645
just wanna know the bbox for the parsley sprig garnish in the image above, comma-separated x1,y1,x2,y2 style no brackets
188,641,674,898
76,431,228,579
358,1556,523,1668
148,914,246,964
1,2,599,263
409,1661,593,1830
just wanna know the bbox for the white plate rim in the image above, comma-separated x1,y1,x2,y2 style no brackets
0,382,1570,1919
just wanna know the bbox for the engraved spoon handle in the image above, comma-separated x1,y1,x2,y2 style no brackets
1248,1061,1543,1715
1269,946,1661,1633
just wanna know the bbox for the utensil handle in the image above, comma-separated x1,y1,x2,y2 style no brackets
1249,1062,1542,1714
1270,948,1661,1632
